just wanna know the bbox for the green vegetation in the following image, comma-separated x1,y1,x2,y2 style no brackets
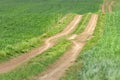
0,0,103,62
104,0,112,13
0,38,71,80
113,0,120,11
0,13,74,62
76,12,120,80
61,1,120,79
61,13,105,80
0,0,105,80
73,13,92,34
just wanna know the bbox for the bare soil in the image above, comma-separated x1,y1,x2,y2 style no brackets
38,14,98,80
102,1,114,14
102,3,106,14
0,15,82,73
108,1,114,12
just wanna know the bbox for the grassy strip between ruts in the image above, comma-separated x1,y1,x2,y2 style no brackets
0,14,75,63
60,12,105,80
73,13,92,34
0,38,71,80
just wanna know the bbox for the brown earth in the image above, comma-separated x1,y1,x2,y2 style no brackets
102,3,106,14
0,15,82,73
108,1,114,12
102,1,114,14
38,14,98,80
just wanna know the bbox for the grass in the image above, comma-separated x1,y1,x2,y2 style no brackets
60,13,105,80
113,0,120,11
73,13,92,34
0,38,72,80
61,1,120,79
104,0,114,13
74,12,120,80
0,0,103,62
0,13,75,63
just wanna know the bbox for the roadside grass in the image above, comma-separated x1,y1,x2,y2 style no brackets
74,12,120,80
0,38,72,80
0,14,75,63
0,0,103,62
73,13,92,34
60,13,105,80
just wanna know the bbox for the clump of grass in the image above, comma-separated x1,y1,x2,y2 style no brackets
0,38,71,80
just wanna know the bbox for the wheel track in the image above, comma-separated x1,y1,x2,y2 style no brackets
102,0,114,14
38,14,98,80
0,15,82,73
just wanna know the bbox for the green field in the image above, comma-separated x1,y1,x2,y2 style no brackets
0,38,71,80
0,0,105,80
0,0,102,62
61,0,120,80
3,0,120,80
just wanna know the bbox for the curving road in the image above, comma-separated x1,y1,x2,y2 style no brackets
0,15,82,73
38,14,98,80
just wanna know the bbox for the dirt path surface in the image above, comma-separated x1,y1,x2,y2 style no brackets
102,3,106,14
102,1,114,14
38,14,98,80
0,15,82,74
108,1,114,12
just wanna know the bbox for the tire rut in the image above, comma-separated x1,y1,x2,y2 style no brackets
0,15,82,73
102,0,114,14
38,14,98,80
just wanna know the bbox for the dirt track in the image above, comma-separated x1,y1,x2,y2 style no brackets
102,1,114,14
0,15,82,73
38,14,98,80
102,3,105,14
108,1,114,12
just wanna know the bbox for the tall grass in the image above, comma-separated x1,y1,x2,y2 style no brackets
75,12,120,80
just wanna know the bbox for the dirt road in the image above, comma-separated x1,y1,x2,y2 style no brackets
0,15,82,73
38,14,98,80
102,1,114,14
108,1,114,12
102,3,106,14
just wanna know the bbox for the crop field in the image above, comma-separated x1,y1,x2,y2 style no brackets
0,38,71,80
73,13,92,34
0,0,102,62
1,0,119,80
61,0,120,80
